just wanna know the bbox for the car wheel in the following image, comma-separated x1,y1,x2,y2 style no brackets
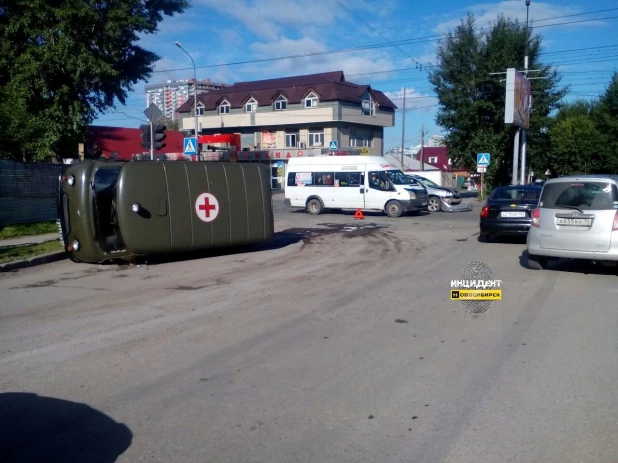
427,196,441,212
527,253,548,270
385,200,403,218
306,198,323,215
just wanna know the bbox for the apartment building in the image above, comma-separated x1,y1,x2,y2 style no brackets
145,78,229,121
176,70,397,156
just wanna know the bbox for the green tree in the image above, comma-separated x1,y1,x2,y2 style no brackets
554,98,598,123
593,72,618,168
428,14,567,188
163,118,180,131
0,0,190,161
547,116,608,175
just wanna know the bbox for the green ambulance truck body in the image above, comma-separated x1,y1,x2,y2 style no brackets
57,160,274,263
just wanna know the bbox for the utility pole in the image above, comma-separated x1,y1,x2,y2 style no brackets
520,0,531,185
175,41,199,142
512,128,520,185
401,88,406,171
149,121,154,160
420,124,425,171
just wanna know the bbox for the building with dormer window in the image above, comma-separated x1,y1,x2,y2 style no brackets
176,70,397,156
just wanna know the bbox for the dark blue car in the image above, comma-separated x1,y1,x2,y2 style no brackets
479,185,542,241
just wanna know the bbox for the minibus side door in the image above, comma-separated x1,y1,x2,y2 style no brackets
333,170,365,208
365,170,391,210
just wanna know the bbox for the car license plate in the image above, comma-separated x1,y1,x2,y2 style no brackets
422,202,427,206
556,217,592,226
501,211,525,218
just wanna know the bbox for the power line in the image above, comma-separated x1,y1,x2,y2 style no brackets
542,44,618,55
332,0,428,70
530,7,618,23
151,13,618,74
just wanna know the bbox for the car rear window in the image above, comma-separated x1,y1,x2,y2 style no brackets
491,187,540,201
540,181,618,210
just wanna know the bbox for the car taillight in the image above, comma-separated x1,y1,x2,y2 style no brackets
613,210,618,231
480,205,489,219
531,208,540,227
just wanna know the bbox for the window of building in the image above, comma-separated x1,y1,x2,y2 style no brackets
350,127,373,148
305,92,319,108
285,132,299,148
362,93,375,116
196,105,204,116
350,126,373,147
428,156,438,163
245,97,257,113
274,96,287,111
308,130,324,147
219,100,230,114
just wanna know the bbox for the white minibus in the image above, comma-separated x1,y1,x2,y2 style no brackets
284,156,429,217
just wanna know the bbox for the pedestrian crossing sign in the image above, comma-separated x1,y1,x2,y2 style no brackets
329,140,338,151
184,137,198,155
477,153,490,166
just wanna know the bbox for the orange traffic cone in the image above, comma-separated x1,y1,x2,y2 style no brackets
354,209,364,220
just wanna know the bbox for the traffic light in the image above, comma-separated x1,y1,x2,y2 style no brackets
153,124,166,150
140,124,151,150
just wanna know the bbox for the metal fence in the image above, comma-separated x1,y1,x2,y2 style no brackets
0,160,64,228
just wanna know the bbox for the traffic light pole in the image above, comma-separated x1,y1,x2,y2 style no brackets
520,0,531,185
150,121,154,160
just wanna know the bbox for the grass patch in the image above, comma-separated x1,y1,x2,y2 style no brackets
0,221,58,240
0,240,63,264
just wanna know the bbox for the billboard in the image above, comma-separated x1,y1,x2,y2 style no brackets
504,68,531,129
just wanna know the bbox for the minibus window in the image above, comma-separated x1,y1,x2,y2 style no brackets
385,170,412,185
368,171,391,191
335,172,361,187
93,166,125,252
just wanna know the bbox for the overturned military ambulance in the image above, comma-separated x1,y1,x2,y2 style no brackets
57,160,274,263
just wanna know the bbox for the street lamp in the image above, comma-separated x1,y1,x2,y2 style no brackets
175,41,199,143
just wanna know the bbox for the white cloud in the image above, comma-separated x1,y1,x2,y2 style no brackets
149,57,193,82
196,0,345,40
383,87,438,113
433,1,600,35
195,0,396,40
242,36,397,80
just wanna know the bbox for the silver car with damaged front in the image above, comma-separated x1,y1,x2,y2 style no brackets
526,175,618,270
405,174,462,212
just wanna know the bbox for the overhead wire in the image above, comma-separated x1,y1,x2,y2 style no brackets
151,12,618,74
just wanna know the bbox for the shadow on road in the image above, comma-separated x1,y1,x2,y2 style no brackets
0,392,132,463
477,234,528,244
518,250,618,275
113,224,389,267
118,230,306,267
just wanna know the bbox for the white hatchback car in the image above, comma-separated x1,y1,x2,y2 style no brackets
526,175,618,270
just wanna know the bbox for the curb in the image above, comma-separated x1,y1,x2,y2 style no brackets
0,251,67,272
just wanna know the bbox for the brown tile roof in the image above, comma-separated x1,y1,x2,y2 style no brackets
176,70,397,113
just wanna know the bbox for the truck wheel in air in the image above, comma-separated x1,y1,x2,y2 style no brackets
306,198,323,215
385,200,403,218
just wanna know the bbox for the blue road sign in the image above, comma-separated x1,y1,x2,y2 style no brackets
477,153,490,166
184,137,198,155
329,140,338,151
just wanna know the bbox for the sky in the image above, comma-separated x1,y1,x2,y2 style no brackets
93,0,618,150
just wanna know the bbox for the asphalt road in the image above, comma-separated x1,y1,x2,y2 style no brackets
1,195,617,463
